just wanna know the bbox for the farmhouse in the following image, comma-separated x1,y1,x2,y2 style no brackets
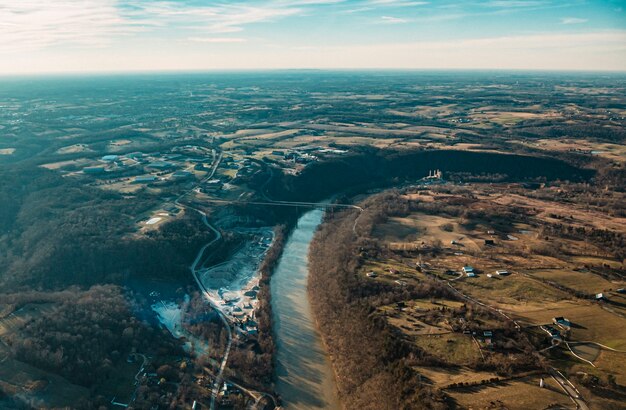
101,154,118,162
496,270,509,276
133,175,157,184
462,266,475,276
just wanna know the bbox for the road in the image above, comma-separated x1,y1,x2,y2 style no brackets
176,151,279,409
180,200,231,410
172,150,232,410
550,368,589,410
445,281,522,330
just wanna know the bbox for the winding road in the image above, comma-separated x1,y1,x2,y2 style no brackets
175,152,282,409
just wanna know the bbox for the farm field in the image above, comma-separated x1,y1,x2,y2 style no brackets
447,376,571,410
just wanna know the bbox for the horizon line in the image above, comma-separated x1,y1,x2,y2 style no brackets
2,67,626,79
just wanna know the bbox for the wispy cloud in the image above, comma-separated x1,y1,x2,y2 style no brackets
484,1,547,7
561,17,588,25
133,1,300,34
381,15,409,23
187,37,247,43
369,0,429,6
0,0,334,51
0,0,146,52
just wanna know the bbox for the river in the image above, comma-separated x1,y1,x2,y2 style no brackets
271,208,341,410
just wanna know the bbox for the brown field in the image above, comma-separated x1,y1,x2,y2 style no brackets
56,144,92,154
447,375,571,410
0,303,56,338
415,366,498,387
492,193,626,232
570,256,623,269
238,129,301,141
373,214,482,252
520,138,626,163
41,158,92,170
387,104,458,118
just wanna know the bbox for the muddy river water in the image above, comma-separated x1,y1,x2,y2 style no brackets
271,208,341,409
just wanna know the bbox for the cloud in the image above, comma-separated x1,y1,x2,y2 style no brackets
381,15,409,23
369,0,429,6
0,0,329,52
187,37,247,43
0,0,147,52
484,1,546,7
561,17,588,25
133,1,300,34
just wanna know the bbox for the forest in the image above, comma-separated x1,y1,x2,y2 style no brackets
267,147,595,203
0,166,211,290
2,286,182,407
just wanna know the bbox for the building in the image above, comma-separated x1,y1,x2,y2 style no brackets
127,152,144,159
552,317,571,329
101,154,118,162
462,266,475,276
496,270,509,276
596,293,607,301
132,175,157,184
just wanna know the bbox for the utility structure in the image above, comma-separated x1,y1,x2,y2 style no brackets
426,169,443,179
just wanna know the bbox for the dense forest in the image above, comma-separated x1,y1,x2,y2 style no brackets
267,147,595,203
0,166,211,289
2,286,182,403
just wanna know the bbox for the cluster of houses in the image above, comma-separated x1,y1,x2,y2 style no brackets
461,265,509,278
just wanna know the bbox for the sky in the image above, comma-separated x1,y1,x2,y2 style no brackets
0,0,625,74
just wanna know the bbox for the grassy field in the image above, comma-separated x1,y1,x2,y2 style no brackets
512,302,626,350
414,334,482,365
0,357,89,408
528,269,621,294
454,273,568,306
